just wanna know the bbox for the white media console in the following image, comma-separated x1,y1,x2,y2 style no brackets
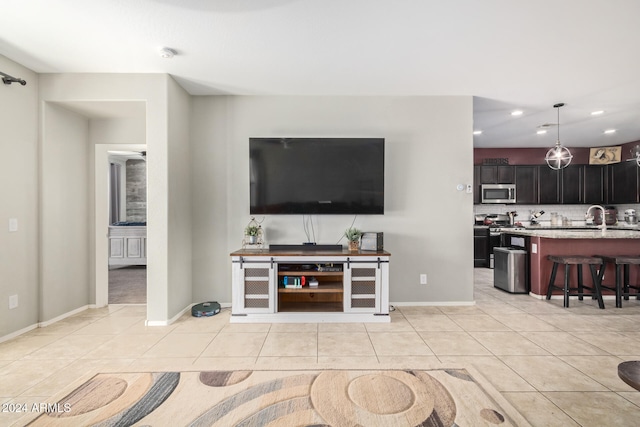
230,248,391,323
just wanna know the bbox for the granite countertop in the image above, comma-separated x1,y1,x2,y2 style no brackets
503,227,640,239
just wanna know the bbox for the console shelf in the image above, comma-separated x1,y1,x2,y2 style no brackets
230,249,390,323
278,284,343,293
277,271,342,277
278,301,343,312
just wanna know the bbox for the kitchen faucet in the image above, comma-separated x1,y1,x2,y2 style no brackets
586,205,607,231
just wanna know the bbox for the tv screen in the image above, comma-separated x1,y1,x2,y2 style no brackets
250,137,385,214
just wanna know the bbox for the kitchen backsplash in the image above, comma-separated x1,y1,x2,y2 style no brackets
474,203,640,226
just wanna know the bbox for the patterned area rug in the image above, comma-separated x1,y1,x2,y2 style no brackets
23,369,530,426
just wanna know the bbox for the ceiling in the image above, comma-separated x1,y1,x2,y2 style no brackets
2,0,640,150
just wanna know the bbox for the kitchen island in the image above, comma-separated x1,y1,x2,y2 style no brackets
502,228,640,298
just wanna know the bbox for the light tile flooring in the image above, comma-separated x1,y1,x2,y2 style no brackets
1,268,640,426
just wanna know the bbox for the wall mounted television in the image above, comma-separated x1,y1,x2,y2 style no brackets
250,137,385,214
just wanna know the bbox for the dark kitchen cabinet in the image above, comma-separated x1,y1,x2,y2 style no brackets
474,227,490,267
515,166,537,204
473,166,481,204
608,161,640,203
561,165,582,204
538,167,561,204
583,165,606,205
480,165,515,184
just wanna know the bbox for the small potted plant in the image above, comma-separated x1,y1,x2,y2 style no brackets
245,225,260,244
344,228,362,251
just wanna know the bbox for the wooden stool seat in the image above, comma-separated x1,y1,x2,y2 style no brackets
618,361,640,391
546,255,604,309
598,255,640,308
548,255,603,265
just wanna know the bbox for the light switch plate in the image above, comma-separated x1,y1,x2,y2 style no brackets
9,218,18,232
531,243,537,254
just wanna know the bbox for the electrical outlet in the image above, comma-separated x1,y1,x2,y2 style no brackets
420,274,427,285
9,295,18,309
9,218,18,232
531,243,537,254
466,184,473,194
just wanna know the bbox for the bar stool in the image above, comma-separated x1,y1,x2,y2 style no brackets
546,255,605,309
598,255,640,308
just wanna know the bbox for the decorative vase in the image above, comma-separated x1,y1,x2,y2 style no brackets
247,235,257,244
348,240,359,251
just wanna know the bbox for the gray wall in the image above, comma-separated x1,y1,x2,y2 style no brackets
40,103,91,320
0,62,475,340
167,77,193,317
0,56,39,338
190,96,475,305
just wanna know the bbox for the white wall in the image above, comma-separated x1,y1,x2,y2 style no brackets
0,56,39,338
190,96,475,305
90,117,145,145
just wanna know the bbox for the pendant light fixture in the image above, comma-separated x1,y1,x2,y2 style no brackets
631,145,640,167
545,103,573,170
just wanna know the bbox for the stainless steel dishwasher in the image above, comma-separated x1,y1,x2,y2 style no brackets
493,235,529,294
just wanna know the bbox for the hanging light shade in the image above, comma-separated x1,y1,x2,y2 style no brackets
631,145,640,167
545,103,573,170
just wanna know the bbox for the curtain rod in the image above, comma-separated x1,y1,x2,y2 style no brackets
0,71,27,86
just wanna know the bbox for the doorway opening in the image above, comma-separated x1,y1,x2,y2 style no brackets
107,150,147,304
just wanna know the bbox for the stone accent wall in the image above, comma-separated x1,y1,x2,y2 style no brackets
126,159,146,222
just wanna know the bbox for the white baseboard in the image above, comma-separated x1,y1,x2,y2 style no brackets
144,302,232,326
145,304,192,327
39,305,89,328
0,323,38,344
0,305,90,343
391,301,476,307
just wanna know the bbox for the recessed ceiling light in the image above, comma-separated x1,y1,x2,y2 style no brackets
511,110,523,116
473,130,482,135
604,129,616,134
537,130,547,135
158,47,177,59
591,110,604,116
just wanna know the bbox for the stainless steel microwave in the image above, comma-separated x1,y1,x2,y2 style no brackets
481,184,516,204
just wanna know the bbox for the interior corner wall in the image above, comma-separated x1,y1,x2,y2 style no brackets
190,97,230,303
190,96,475,305
0,56,39,338
167,77,193,315
40,103,91,321
39,73,172,323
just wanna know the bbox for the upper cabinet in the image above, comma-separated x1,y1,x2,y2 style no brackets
583,165,606,204
538,167,561,204
514,166,537,204
560,165,582,204
608,161,640,204
474,165,515,204
479,165,515,184
474,163,627,205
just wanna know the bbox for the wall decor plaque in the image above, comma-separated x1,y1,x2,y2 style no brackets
482,158,509,165
589,146,621,165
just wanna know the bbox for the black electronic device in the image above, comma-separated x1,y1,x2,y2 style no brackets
191,301,221,317
249,137,384,215
269,244,343,251
316,264,343,272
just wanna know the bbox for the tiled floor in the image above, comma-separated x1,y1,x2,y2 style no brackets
1,268,640,426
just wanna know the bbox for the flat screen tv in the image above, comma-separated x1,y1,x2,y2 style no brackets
250,137,384,214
